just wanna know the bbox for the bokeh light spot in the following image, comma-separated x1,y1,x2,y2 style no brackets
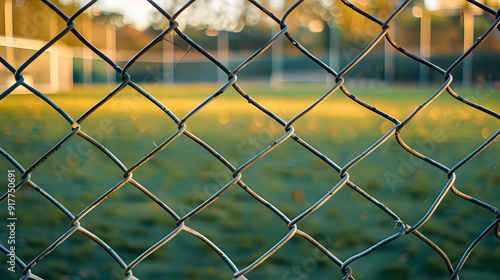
308,19,324,33
217,111,231,124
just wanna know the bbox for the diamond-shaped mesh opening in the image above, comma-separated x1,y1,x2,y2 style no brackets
232,139,337,217
0,93,73,167
397,90,499,165
244,233,342,280
126,229,235,279
68,88,181,167
188,186,294,271
17,229,123,280
78,181,180,264
26,134,125,212
0,183,74,273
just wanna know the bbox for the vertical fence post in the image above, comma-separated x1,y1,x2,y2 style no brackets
463,8,474,88
217,30,229,83
83,15,93,85
163,31,174,83
419,7,431,87
384,17,395,86
329,20,341,86
271,27,284,87
106,24,116,84
49,15,60,92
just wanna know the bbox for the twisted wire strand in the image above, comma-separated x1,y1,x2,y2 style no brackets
0,0,499,279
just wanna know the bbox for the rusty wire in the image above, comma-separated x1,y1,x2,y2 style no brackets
1,0,500,279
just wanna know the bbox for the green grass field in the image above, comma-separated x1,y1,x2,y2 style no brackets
1,83,499,280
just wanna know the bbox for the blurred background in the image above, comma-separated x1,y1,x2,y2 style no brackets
1,1,500,280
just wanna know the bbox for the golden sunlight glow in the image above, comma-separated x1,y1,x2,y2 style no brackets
388,108,400,120
306,118,320,133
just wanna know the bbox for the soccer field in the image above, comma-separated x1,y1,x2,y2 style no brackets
1,83,499,280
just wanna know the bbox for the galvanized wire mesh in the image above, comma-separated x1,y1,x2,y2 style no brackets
1,0,500,279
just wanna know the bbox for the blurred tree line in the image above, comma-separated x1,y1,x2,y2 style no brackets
2,0,500,56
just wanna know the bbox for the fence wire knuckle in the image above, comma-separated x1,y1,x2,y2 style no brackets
1,0,499,279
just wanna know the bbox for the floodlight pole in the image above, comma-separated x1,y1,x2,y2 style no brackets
4,0,14,66
162,31,174,83
419,9,431,87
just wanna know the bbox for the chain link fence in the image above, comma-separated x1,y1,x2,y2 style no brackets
1,0,500,279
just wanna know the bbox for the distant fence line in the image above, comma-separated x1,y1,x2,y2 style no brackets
73,52,500,85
